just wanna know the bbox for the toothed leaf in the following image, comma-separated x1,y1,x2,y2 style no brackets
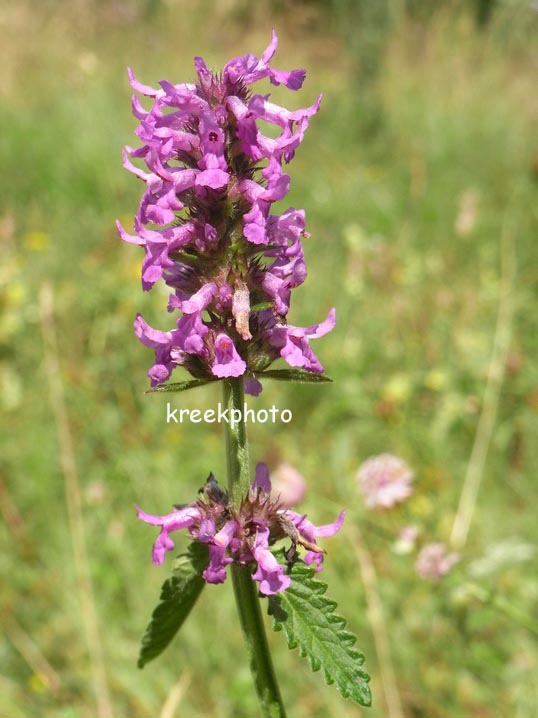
269,558,371,706
138,542,208,668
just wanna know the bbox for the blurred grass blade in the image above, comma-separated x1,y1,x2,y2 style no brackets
39,283,113,718
138,543,208,668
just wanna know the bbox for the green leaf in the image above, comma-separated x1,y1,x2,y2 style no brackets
145,378,216,394
138,542,208,668
249,301,274,312
257,369,333,384
269,558,371,706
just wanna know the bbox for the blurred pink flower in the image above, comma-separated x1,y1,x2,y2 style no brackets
399,526,418,544
356,453,414,509
270,462,307,507
416,543,459,582
393,525,419,554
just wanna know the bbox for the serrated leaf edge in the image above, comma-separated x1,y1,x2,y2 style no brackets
269,558,371,706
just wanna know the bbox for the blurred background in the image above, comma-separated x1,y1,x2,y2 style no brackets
1,0,537,716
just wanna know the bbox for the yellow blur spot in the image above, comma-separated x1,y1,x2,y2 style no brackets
439,513,454,536
166,424,182,442
410,494,433,518
366,166,384,183
78,51,98,76
381,374,412,404
5,282,25,307
117,214,134,231
343,223,366,252
1,363,23,410
424,369,447,392
391,266,405,285
130,258,141,280
28,673,48,693
23,231,50,252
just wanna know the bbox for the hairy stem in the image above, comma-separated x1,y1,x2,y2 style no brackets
223,378,250,505
223,379,287,718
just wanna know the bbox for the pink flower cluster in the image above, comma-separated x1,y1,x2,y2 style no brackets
118,32,334,392
356,453,414,509
136,464,344,595
416,543,460,582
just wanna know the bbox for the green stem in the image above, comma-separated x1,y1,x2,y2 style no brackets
223,378,250,505
492,596,538,637
466,583,538,637
222,379,287,718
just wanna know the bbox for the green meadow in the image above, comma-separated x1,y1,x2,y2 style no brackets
1,1,537,716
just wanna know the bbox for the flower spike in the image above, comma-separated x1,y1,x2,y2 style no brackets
119,34,333,393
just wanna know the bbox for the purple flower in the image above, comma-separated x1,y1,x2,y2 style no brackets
204,521,237,584
356,454,414,509
173,312,209,355
253,531,292,595
252,462,271,494
136,464,344,595
268,309,336,373
416,543,460,582
135,504,202,565
119,33,334,390
180,282,218,313
212,334,247,378
285,506,346,573
133,314,176,386
244,377,263,396
223,30,306,90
